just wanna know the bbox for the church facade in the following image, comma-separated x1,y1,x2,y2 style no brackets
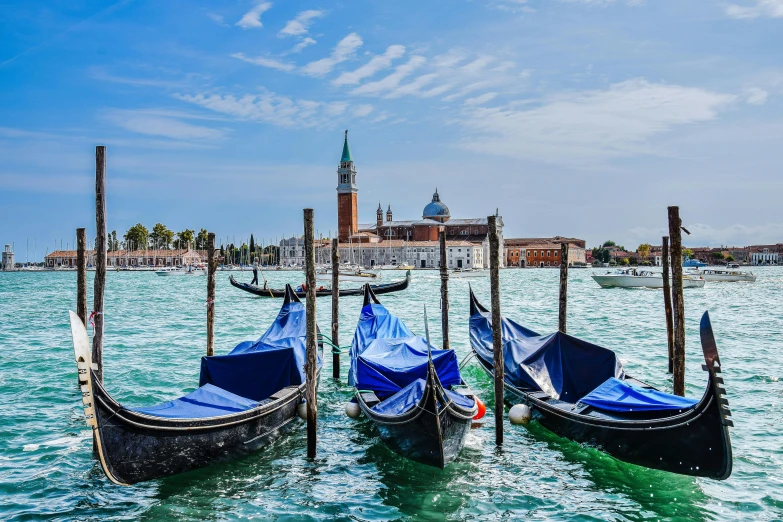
278,131,503,269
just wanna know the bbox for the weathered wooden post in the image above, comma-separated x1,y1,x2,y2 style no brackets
76,228,88,326
331,238,340,379
661,236,675,374
558,242,569,334
668,207,686,396
304,209,317,458
488,215,504,445
439,227,450,350
92,146,106,383
206,232,216,357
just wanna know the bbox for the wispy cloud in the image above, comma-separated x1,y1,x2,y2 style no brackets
333,45,406,86
464,92,498,105
289,37,316,53
725,0,783,19
744,87,769,105
458,78,735,165
279,10,325,37
351,56,427,95
206,13,228,26
103,109,227,140
236,1,272,29
301,33,363,76
231,52,294,72
353,104,374,117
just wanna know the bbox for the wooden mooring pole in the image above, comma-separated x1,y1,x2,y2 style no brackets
662,236,675,374
92,146,106,384
439,228,450,350
304,209,318,458
76,228,87,326
488,215,504,445
331,238,340,379
558,242,569,334
206,232,216,356
668,207,686,396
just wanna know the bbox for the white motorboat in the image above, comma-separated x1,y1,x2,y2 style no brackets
697,268,756,282
592,269,705,289
155,266,205,276
449,268,488,278
316,268,378,283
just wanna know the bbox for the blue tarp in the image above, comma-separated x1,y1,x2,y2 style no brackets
349,303,414,387
371,378,476,416
579,377,698,412
357,336,461,395
132,383,259,419
470,309,624,403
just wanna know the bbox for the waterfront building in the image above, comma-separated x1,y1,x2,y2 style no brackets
281,130,503,268
504,237,586,267
751,248,780,265
2,244,14,271
44,248,203,268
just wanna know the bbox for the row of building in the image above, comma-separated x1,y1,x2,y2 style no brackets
592,244,782,266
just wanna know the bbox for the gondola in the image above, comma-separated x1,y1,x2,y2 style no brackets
349,285,478,468
69,285,321,485
229,270,410,298
468,289,733,480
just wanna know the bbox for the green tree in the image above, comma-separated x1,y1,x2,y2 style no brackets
683,248,694,259
619,257,630,266
175,229,195,250
123,223,149,251
250,234,255,258
711,252,725,261
637,243,651,260
195,229,209,250
150,223,174,249
727,255,735,262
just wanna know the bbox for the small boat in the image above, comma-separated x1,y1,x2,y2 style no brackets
349,285,478,468
155,266,205,276
449,268,488,278
592,269,704,288
316,268,378,282
697,268,756,282
69,285,321,485
229,271,411,298
395,264,415,270
683,258,708,268
468,289,733,479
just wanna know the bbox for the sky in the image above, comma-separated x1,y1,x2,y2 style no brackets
1,0,782,257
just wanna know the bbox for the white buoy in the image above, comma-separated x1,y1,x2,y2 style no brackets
509,404,532,425
297,401,307,420
345,401,361,419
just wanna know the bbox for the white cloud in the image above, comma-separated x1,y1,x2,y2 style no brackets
333,45,406,86
104,109,226,140
351,56,427,95
236,1,273,29
387,74,438,98
460,56,496,74
231,52,294,72
301,33,363,76
207,13,228,26
464,92,498,105
353,104,374,117
290,37,316,53
744,87,769,105
725,0,783,19
279,10,325,37
458,78,735,165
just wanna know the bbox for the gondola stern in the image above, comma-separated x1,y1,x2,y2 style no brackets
363,282,381,307
468,286,488,316
283,284,302,304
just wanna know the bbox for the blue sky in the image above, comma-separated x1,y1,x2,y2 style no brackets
1,0,782,256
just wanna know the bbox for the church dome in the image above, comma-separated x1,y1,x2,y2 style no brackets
423,189,450,221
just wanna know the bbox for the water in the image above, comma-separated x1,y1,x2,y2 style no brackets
1,268,781,520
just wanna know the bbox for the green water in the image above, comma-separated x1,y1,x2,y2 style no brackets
1,268,781,520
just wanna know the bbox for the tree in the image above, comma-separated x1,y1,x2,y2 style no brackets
727,255,735,262
250,234,255,259
603,240,616,247
637,243,651,260
683,248,694,259
195,229,209,250
123,223,149,251
175,229,195,250
150,223,174,249
619,257,630,266
711,252,725,261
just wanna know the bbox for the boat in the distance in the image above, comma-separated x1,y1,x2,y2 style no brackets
449,268,488,278
695,268,756,282
592,268,704,288
229,271,411,298
468,289,733,479
155,266,205,276
316,268,378,282
349,285,478,468
69,285,320,485
683,258,708,268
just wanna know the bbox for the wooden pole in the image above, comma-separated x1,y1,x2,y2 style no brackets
331,238,340,379
558,242,569,334
76,228,87,326
661,236,675,374
668,207,686,396
206,232,216,356
439,228,450,350
488,215,504,445
92,146,106,383
304,209,317,458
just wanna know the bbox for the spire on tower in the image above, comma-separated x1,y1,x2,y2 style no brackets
377,201,383,212
341,129,352,163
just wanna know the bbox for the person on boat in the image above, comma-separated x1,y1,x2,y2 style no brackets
251,259,259,286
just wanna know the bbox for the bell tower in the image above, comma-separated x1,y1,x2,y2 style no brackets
337,130,358,241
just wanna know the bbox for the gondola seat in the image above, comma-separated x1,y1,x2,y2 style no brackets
577,377,698,413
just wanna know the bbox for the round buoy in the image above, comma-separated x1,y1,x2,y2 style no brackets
473,397,486,420
509,404,532,425
297,401,307,420
345,402,361,419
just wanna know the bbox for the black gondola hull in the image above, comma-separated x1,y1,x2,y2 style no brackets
229,271,410,298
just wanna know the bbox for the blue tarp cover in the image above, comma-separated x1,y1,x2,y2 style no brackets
132,383,259,419
579,377,698,412
470,310,624,403
371,378,476,415
349,303,414,387
356,336,461,395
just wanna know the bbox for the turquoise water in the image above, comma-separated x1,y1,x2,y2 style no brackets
1,268,781,520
